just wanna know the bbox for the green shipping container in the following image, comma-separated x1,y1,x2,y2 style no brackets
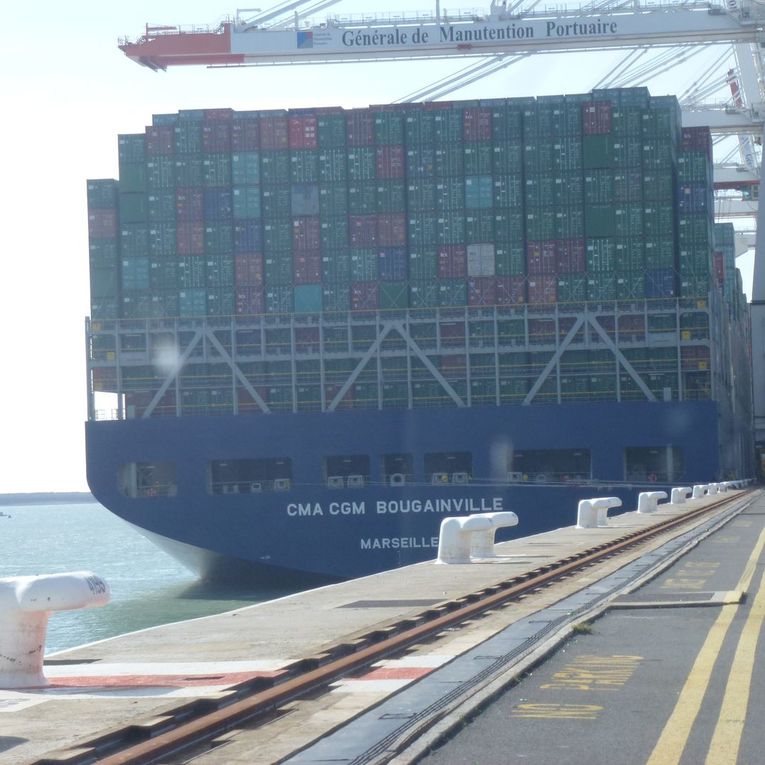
409,282,440,308
119,162,147,193
585,205,617,237
264,253,293,285
320,184,349,217
322,284,350,312
174,157,203,187
318,149,347,183
347,148,376,181
261,187,291,220
376,181,406,213
87,180,118,209
260,152,290,185
582,134,613,169
119,193,148,223
291,151,319,183
233,186,261,219
203,154,231,186
231,152,261,185
586,272,617,300
90,266,119,298
147,191,175,222
409,249,438,281
118,134,146,163
379,281,408,310
350,249,378,281
322,250,351,282
294,284,322,313
317,114,346,148
146,157,175,190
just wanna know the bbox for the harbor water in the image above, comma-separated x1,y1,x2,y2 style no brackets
0,500,285,654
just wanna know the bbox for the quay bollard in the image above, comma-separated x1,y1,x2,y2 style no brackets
637,491,668,514
437,515,493,564
470,511,519,558
0,572,110,689
671,487,693,504
576,497,622,529
707,483,719,496
692,484,708,499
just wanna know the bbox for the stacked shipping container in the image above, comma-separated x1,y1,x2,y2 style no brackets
88,88,734,322
87,89,754,418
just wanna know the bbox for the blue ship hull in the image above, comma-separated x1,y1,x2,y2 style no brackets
85,400,720,582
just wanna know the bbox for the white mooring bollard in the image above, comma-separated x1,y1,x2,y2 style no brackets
637,491,668,514
470,511,520,558
576,497,622,529
436,515,494,564
671,487,693,504
0,572,110,689
707,483,720,496
692,484,708,499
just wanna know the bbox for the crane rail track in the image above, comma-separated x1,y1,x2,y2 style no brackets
36,491,753,765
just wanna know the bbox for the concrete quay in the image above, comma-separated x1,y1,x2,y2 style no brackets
0,489,754,764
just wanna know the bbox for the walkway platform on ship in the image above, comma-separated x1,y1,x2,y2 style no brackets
0,487,760,764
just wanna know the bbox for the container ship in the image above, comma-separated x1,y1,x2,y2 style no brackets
85,87,754,582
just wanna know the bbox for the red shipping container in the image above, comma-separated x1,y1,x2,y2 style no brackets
176,221,204,255
496,276,526,305
527,241,557,275
713,251,724,283
440,321,466,347
88,209,117,239
463,108,492,141
468,277,497,307
176,188,203,221
293,217,321,251
377,214,406,246
238,385,269,412
236,286,264,316
347,110,374,146
293,251,322,284
145,125,174,156
260,114,289,150
202,122,231,153
349,215,378,247
582,102,612,135
231,119,260,151
235,253,264,286
441,355,466,376
681,345,710,370
351,282,379,310
203,109,233,123
618,314,645,341
681,126,712,153
529,318,555,343
325,383,353,408
556,239,586,273
376,146,405,178
527,275,557,304
438,245,467,278
288,115,318,149
295,327,319,350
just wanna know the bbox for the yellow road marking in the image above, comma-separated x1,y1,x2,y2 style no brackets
705,566,765,764
646,527,765,765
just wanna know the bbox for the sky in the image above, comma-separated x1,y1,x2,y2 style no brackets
0,1,755,493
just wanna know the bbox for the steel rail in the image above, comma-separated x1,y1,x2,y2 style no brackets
37,490,753,765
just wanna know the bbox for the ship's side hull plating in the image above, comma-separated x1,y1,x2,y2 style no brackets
86,400,719,581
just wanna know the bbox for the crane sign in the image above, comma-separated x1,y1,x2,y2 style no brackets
119,3,763,71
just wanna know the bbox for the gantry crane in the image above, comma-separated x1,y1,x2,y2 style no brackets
119,0,765,454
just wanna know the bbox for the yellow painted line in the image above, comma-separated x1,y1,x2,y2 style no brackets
646,527,765,765
705,568,765,764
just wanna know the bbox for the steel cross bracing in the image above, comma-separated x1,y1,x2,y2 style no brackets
87,299,730,421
